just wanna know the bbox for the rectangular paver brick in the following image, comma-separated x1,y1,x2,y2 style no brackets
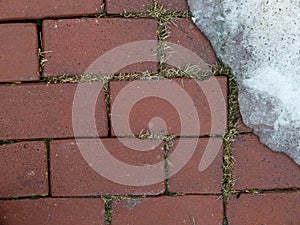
50,138,165,196
0,0,103,21
233,134,300,190
167,18,218,68
228,192,300,225
112,196,223,225
0,82,107,140
110,77,228,136
42,18,157,77
168,138,223,194
0,24,39,82
0,141,48,198
106,0,188,14
0,198,105,225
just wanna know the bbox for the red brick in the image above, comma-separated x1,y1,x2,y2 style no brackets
110,77,227,136
0,0,103,21
167,18,218,69
106,0,188,14
236,112,253,132
112,195,223,225
236,102,253,132
168,138,223,194
0,82,107,140
42,18,157,77
50,138,165,196
228,192,300,225
0,24,39,82
0,198,105,225
232,134,300,190
0,142,47,198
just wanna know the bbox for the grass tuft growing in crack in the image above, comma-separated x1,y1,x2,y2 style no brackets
42,65,211,84
103,196,112,225
159,65,211,80
222,67,239,201
44,74,112,84
212,62,232,77
164,136,176,195
137,131,176,194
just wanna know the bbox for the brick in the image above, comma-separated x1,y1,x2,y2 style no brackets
232,134,300,190
0,82,107,140
236,111,253,133
0,198,105,225
106,0,188,14
42,18,157,77
112,196,223,225
236,101,253,132
168,138,223,194
228,192,300,225
0,24,39,82
0,142,48,198
167,18,218,69
50,138,165,196
0,0,103,21
110,77,227,136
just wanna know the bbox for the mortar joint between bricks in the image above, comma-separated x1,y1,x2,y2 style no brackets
221,64,239,202
236,187,300,197
103,196,112,225
138,131,176,142
0,194,48,201
41,65,212,85
44,138,52,197
36,19,48,80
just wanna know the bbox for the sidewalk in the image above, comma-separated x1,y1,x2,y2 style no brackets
0,0,299,224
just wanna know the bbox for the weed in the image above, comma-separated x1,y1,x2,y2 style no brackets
103,196,112,225
222,70,239,201
160,65,210,80
212,63,232,77
39,49,51,69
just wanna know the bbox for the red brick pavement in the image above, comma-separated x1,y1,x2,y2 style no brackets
0,0,299,224
0,24,39,82
110,77,228,137
228,191,300,225
42,18,157,77
0,0,103,21
0,142,48,198
0,82,107,140
50,139,166,196
112,196,223,225
0,198,105,225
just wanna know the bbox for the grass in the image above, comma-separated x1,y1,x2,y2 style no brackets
160,65,210,79
103,196,112,225
43,64,211,84
222,67,239,201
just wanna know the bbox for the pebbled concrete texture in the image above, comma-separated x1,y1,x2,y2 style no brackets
188,0,300,164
